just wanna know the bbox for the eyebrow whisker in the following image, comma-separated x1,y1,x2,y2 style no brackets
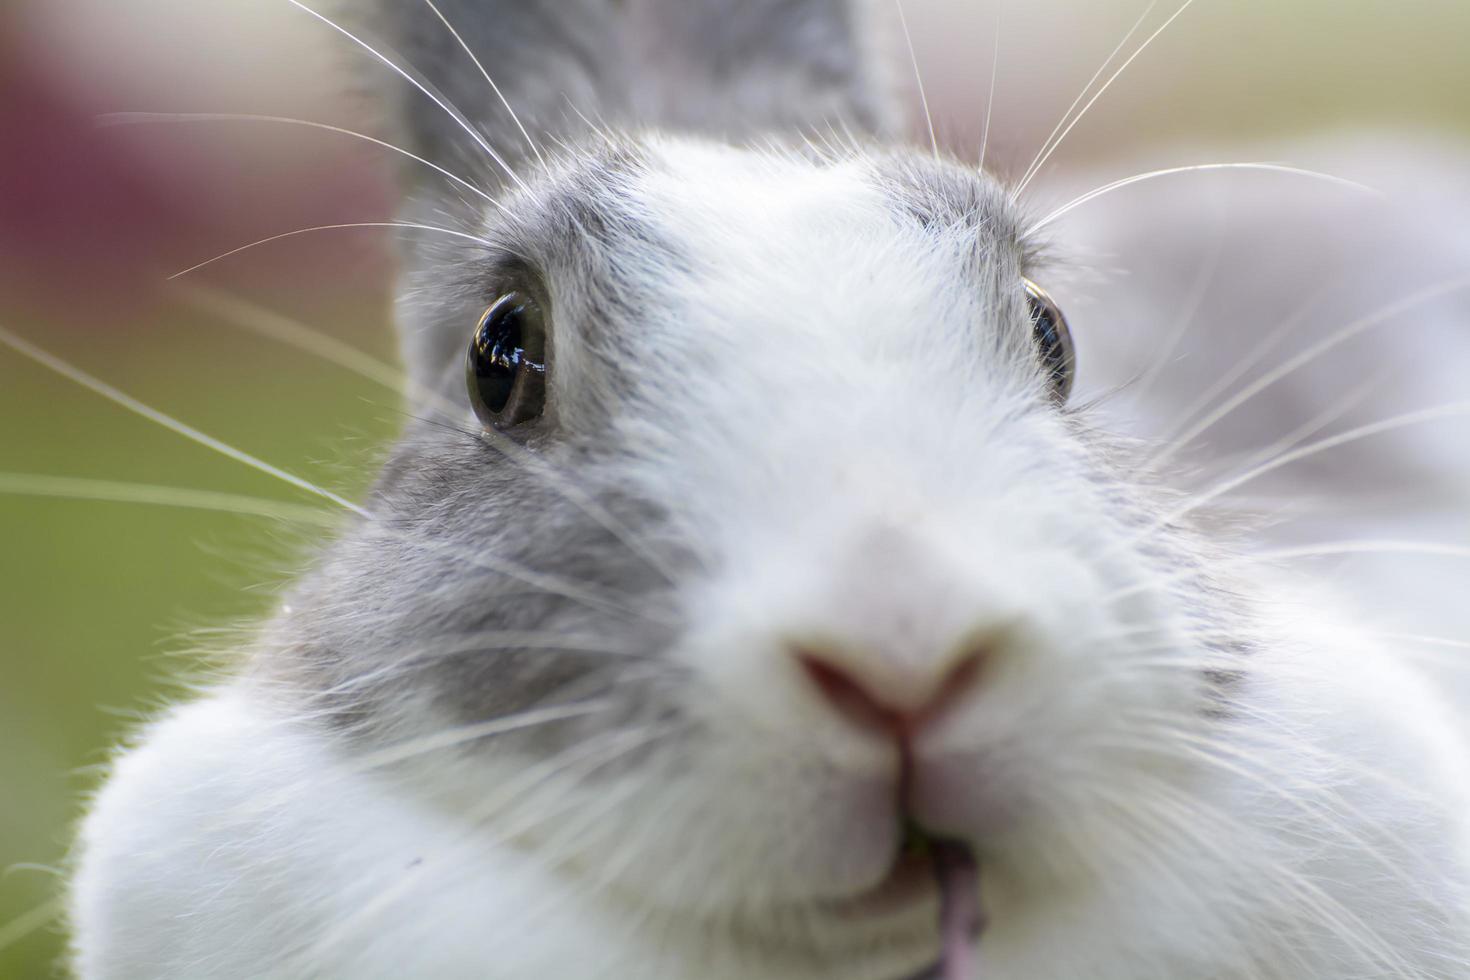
1024,162,1375,234
99,111,496,203
167,222,494,281
1013,0,1201,198
416,0,547,169
282,0,527,193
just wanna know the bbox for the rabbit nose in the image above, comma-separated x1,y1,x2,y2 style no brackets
794,637,990,739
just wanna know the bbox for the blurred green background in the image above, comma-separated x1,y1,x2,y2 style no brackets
3,0,1468,974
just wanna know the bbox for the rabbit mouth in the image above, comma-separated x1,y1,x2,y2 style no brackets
817,832,982,979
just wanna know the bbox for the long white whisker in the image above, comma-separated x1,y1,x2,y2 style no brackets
893,0,939,161
1150,272,1470,468
1089,774,1424,979
417,0,546,168
1133,221,1227,401
313,633,651,702
1251,539,1470,564
345,700,613,773
1015,0,1158,189
1025,163,1376,234
0,328,653,615
1155,273,1345,446
1013,0,1201,198
283,0,526,190
0,326,368,516
172,284,414,399
0,472,339,526
168,222,494,280
1372,632,1470,652
1209,366,1392,480
1099,727,1424,887
977,1,1003,173
1108,522,1470,606
98,111,495,202
0,897,64,956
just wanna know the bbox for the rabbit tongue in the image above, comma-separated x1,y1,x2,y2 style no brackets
936,839,983,980
906,839,982,980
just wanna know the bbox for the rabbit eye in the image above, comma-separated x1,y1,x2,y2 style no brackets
1023,278,1074,403
467,292,547,429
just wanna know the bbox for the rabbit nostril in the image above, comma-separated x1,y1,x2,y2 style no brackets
798,653,907,735
929,647,985,718
795,643,990,738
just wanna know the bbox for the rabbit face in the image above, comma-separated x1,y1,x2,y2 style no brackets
264,134,1236,962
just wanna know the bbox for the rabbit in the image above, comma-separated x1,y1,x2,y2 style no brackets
65,0,1470,977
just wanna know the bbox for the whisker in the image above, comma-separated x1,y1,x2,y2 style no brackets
1252,539,1470,564
1132,221,1227,401
1148,401,1470,534
417,0,546,168
1149,272,1470,468
1104,533,1470,608
1113,702,1440,809
168,221,494,280
0,325,368,516
1206,366,1392,480
282,0,526,192
977,0,1003,173
0,327,652,617
0,897,64,955
0,472,339,526
1085,750,1429,977
1013,0,1201,198
1015,0,1159,189
98,111,494,202
1025,162,1376,234
1371,632,1470,653
172,284,413,399
1155,273,1346,447
1086,775,1426,978
893,0,939,161
1098,728,1423,886
559,94,620,152
312,631,652,702
345,699,614,773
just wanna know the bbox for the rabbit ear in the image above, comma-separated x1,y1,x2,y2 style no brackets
350,0,897,194
618,0,900,141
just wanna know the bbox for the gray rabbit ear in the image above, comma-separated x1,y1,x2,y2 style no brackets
618,0,901,141
351,0,899,194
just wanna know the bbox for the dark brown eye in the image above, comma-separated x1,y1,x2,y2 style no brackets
466,292,547,429
1023,278,1074,403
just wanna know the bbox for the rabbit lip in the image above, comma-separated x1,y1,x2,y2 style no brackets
839,848,937,916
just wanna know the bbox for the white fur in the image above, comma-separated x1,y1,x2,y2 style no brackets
71,138,1470,978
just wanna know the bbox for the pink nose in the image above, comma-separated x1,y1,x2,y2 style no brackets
796,642,988,739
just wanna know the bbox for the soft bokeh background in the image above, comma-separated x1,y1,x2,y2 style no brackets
2,0,1468,974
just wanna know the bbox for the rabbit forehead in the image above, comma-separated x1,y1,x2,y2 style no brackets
597,138,1042,441
572,138,1037,402
627,137,1029,308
